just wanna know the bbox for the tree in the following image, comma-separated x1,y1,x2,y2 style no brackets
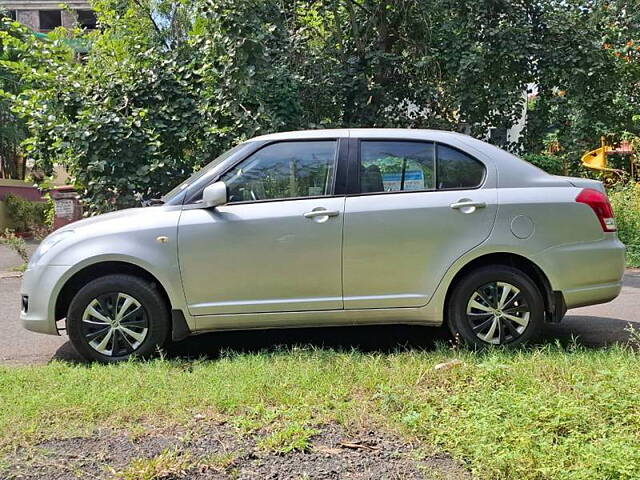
0,17,33,179
524,0,640,165
8,0,640,212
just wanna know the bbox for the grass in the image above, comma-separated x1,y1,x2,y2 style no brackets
198,451,239,470
114,449,191,480
2,344,640,479
257,423,319,453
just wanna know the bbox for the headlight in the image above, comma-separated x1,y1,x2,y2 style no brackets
28,230,75,268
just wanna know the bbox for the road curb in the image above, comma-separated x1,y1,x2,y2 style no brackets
0,272,22,279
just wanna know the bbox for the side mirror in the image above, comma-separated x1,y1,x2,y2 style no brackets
202,181,227,208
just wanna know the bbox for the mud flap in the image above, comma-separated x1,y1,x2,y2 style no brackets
171,309,191,341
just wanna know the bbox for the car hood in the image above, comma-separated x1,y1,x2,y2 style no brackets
57,206,167,233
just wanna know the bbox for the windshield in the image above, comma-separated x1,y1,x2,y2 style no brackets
162,143,248,202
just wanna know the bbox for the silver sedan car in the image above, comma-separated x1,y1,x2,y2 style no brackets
21,129,625,362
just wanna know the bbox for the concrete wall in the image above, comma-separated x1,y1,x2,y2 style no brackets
61,9,75,28
15,9,38,29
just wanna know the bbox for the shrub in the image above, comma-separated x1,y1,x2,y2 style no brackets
521,153,565,176
3,193,50,234
608,183,640,267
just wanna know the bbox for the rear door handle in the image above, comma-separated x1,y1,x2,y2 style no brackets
450,200,487,210
303,209,340,219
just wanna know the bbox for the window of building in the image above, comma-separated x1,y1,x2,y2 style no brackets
3,10,17,20
77,10,97,29
39,10,62,31
489,127,508,147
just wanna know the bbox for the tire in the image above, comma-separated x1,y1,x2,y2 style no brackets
447,265,544,348
67,274,170,363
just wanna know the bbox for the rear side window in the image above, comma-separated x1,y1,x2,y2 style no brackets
357,141,485,193
436,145,485,189
360,141,435,193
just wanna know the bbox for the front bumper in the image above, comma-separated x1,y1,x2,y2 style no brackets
20,265,69,335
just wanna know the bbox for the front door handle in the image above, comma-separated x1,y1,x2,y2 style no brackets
303,209,340,219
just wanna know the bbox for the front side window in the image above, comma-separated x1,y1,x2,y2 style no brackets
436,145,485,189
221,141,337,203
360,141,435,193
164,143,249,203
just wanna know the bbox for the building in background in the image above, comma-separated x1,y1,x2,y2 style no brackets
0,1,96,32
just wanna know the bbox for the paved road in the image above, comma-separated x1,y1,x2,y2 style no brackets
1,271,638,365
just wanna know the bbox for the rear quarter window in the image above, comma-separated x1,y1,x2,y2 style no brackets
436,144,485,189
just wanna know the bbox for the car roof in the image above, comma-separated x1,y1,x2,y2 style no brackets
249,128,498,158
250,128,471,142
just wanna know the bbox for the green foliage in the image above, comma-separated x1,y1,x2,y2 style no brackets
42,194,55,230
0,228,28,263
522,1,640,168
58,51,207,212
115,449,192,480
0,18,29,179
3,193,48,233
608,183,640,266
521,153,565,176
257,423,319,453
0,18,75,179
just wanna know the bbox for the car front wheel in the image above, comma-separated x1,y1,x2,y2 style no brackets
66,274,170,362
447,266,544,348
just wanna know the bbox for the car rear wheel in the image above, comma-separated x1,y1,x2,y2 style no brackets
67,274,170,362
447,266,544,348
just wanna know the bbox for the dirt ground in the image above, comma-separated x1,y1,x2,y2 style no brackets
2,422,470,480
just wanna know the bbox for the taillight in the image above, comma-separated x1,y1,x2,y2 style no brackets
575,188,616,232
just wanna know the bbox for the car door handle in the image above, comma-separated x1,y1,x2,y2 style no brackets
303,209,340,219
450,200,487,210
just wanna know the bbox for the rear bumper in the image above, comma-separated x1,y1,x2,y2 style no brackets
561,281,622,309
533,235,625,309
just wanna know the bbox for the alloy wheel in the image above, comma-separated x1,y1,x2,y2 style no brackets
465,281,530,345
81,292,149,356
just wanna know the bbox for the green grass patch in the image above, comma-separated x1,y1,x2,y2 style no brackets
2,345,640,479
114,449,191,480
10,263,27,273
257,423,319,453
198,451,239,470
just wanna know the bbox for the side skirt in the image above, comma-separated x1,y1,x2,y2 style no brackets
192,306,442,334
